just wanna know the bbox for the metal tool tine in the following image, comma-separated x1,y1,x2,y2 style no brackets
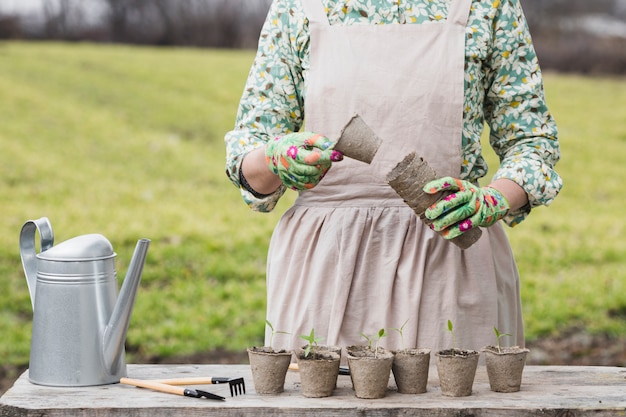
231,377,245,396
212,377,246,397
185,388,225,401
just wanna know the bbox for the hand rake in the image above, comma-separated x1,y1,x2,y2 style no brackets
151,376,246,397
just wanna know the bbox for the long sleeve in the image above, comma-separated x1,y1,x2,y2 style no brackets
474,0,562,226
224,0,309,212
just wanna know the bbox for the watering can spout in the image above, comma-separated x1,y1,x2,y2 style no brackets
102,238,150,374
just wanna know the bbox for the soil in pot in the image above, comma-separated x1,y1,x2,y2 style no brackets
435,349,479,397
302,344,342,358
346,345,394,399
247,346,292,395
481,345,530,393
392,348,431,394
295,347,341,398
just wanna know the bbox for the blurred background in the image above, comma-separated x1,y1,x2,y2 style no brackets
1,0,625,74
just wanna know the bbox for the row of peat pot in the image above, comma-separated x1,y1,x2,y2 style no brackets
247,344,529,398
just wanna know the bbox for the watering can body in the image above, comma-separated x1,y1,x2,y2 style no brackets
20,218,150,386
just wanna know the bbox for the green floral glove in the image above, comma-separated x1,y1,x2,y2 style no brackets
422,177,510,239
265,132,343,191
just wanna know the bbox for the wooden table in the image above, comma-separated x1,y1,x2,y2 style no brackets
1,364,625,416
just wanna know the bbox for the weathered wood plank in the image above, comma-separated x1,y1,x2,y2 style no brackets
1,365,625,416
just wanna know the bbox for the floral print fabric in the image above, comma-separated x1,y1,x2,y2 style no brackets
224,0,562,226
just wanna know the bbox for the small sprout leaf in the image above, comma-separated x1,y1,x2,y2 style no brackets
446,320,457,356
265,319,289,351
391,319,409,351
493,326,512,354
299,328,324,359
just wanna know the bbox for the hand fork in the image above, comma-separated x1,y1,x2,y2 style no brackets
152,376,246,397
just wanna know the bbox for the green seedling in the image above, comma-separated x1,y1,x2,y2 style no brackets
299,328,324,359
493,326,512,354
360,328,387,358
265,319,289,351
447,319,457,356
359,332,375,350
391,319,409,351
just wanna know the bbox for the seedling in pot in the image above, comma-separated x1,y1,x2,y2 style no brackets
436,320,479,397
391,319,409,351
295,328,341,398
493,326,512,354
247,320,292,395
347,328,394,399
266,319,290,352
482,326,529,393
299,328,324,359
360,328,387,358
390,319,431,395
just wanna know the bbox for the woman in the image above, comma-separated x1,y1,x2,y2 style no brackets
224,0,562,353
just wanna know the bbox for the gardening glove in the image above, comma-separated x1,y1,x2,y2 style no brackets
265,132,343,191
422,177,510,239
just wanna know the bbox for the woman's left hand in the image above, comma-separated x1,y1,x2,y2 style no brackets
422,177,510,239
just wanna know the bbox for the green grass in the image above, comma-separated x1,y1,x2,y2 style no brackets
510,76,626,336
0,42,624,367
482,74,626,338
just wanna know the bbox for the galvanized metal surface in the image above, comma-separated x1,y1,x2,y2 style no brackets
19,218,150,387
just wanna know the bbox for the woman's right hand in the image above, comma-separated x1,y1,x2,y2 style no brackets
265,132,343,190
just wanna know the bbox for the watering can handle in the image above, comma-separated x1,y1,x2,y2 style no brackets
19,218,54,310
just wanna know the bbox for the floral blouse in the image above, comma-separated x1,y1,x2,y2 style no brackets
224,0,562,226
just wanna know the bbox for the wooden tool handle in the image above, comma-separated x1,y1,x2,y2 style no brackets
120,377,185,396
150,377,215,386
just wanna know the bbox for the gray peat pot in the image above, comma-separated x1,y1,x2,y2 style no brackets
435,349,479,397
247,347,292,395
295,347,341,398
334,114,382,164
346,345,394,399
481,346,530,392
386,151,482,250
392,348,431,394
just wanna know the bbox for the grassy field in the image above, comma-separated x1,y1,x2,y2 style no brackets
0,41,624,368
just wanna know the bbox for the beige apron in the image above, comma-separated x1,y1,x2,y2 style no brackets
265,0,524,355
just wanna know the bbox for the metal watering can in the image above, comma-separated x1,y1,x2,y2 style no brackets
19,217,150,386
